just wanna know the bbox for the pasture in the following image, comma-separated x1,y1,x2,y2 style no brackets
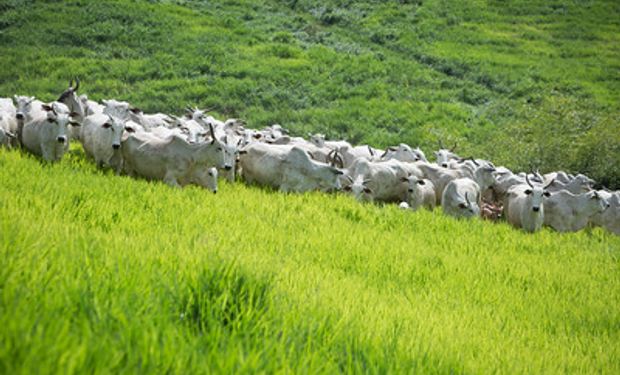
1,147,619,373
2,0,620,373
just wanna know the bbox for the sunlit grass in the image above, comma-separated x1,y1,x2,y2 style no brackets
1,147,619,373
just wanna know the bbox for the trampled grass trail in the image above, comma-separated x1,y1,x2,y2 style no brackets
1,147,619,374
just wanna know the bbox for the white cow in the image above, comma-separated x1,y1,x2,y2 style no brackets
590,191,620,235
434,142,459,168
342,174,373,202
545,174,595,194
79,94,104,116
544,190,610,232
80,112,135,171
21,102,78,162
239,143,343,193
441,178,480,219
401,175,436,211
381,143,427,163
505,176,553,233
121,132,225,192
346,159,423,203
0,98,17,148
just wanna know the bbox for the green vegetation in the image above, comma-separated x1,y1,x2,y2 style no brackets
1,1,620,373
0,0,618,186
1,147,619,373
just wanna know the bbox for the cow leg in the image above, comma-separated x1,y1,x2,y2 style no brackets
164,171,181,188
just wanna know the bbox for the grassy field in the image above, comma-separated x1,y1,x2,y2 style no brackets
0,0,619,186
1,147,620,373
2,0,620,373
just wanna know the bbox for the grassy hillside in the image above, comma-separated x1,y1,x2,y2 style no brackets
1,147,619,373
0,0,619,186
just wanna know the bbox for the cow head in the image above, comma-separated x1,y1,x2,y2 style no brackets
435,140,459,168
343,175,373,201
101,115,133,150
41,102,76,145
523,175,553,212
14,95,36,122
57,78,85,121
194,167,218,193
456,192,480,218
401,175,430,205
309,133,326,148
585,190,610,214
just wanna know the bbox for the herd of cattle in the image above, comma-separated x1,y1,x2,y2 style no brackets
1,80,618,236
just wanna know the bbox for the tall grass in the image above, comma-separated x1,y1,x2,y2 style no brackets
1,147,619,373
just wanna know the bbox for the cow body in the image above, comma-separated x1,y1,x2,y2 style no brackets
121,133,224,191
21,102,75,162
544,190,609,232
239,143,342,193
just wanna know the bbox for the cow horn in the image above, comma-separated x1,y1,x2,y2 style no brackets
543,178,555,190
346,175,354,183
465,192,471,206
334,153,344,169
367,145,375,157
69,78,74,89
525,174,533,188
209,123,216,144
438,140,445,149
468,157,479,166
363,179,372,185
450,142,457,152
380,149,390,158
73,77,80,92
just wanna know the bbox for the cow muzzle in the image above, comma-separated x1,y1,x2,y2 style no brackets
16,113,24,120
57,136,66,144
112,143,121,150
224,165,232,171
532,206,540,212
441,163,448,168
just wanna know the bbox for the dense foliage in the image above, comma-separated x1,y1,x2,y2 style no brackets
0,0,618,186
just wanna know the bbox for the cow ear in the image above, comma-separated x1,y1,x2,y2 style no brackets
524,189,532,195
130,107,142,114
238,150,248,155
363,187,373,194
41,104,53,112
458,203,467,209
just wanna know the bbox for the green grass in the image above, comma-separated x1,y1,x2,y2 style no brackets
0,0,619,186
1,147,619,373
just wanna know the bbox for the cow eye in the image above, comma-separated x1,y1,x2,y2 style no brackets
417,180,425,185
543,191,551,197
363,187,372,194
524,189,532,195
217,148,222,151
208,171,213,176
102,123,112,129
